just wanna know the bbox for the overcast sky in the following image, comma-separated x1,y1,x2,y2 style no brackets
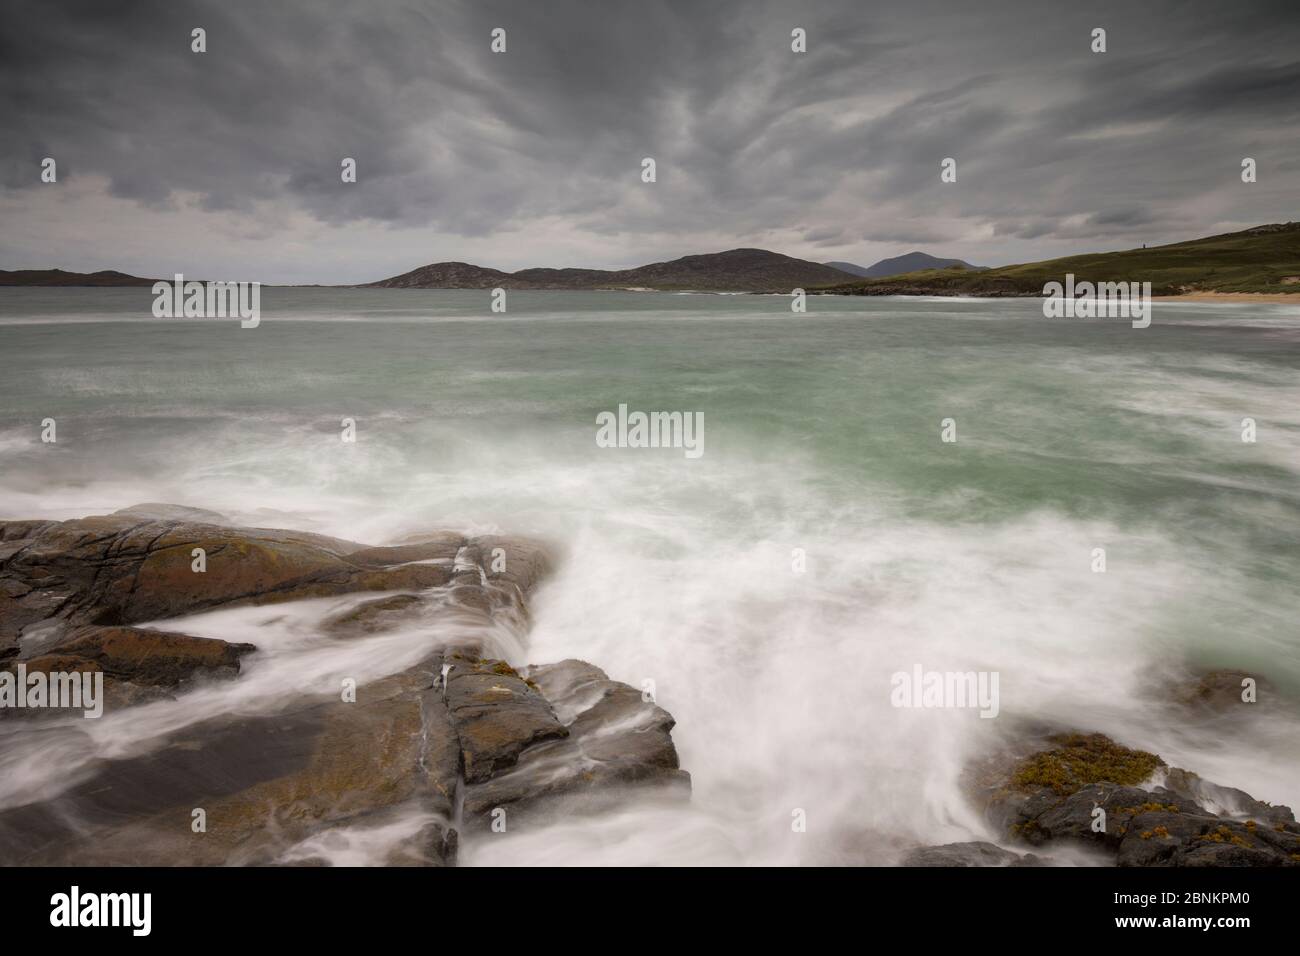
2,0,1298,283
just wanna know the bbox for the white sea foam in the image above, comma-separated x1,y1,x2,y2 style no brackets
1,293,1297,865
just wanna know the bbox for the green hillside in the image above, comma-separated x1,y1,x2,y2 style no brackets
813,222,1300,296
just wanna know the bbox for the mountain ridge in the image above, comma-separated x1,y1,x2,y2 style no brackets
361,248,851,292
5,224,1298,294
810,222,1300,296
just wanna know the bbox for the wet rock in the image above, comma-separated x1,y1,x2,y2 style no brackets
344,534,462,568
22,625,254,686
0,510,514,648
461,658,690,828
1159,767,1295,826
399,820,459,867
322,594,426,635
112,503,231,525
901,841,1049,867
475,535,554,593
1021,783,1203,848
0,654,461,866
1003,732,1166,795
443,654,568,784
102,680,176,711
448,585,494,614
981,731,1300,867
0,646,693,865
1,624,254,719
1173,843,1293,866
1116,813,1299,867
981,733,1166,841
0,506,687,867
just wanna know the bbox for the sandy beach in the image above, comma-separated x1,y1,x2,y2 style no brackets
1155,292,1300,303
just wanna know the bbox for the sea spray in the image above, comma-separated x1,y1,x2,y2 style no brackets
2,292,1298,865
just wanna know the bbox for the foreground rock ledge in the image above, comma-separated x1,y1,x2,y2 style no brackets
0,506,690,866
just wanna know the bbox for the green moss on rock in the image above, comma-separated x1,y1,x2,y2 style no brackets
1118,802,1179,816
1010,733,1165,795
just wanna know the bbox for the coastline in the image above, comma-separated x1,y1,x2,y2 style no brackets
0,506,689,865
4,506,1297,867
1152,292,1300,303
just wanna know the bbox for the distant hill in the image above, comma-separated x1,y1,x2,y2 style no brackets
363,261,515,290
0,268,155,287
824,252,982,278
365,248,851,292
812,223,1300,296
15,224,1299,295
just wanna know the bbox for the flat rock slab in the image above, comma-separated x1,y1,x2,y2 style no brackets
443,654,568,784
1,624,256,720
0,510,521,652
0,655,459,866
20,624,254,685
323,593,428,636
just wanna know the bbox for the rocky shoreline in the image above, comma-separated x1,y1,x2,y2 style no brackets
907,730,1299,867
0,505,688,865
2,505,1295,867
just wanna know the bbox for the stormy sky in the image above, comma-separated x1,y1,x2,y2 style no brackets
2,0,1298,284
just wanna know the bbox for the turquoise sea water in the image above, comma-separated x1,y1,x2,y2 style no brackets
1,288,1298,864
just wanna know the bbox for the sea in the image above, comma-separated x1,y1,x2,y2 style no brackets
1,287,1298,864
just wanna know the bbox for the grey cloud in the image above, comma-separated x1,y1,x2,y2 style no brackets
1,0,1297,277
1087,206,1155,228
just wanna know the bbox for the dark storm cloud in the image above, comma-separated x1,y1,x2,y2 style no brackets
1,0,1298,274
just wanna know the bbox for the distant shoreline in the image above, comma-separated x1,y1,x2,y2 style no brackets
1151,292,1300,304
6,221,1297,296
3,284,1299,302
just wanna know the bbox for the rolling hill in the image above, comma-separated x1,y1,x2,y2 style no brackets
812,223,1300,296
824,252,982,278
364,248,851,292
0,268,156,286
9,223,1298,296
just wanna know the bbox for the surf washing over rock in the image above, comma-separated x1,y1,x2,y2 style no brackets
0,506,688,865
